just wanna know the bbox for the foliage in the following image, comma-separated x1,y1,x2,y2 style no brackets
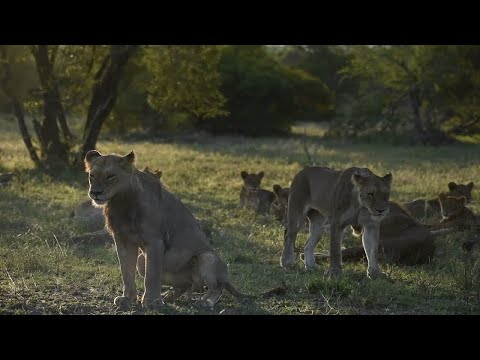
201,45,333,136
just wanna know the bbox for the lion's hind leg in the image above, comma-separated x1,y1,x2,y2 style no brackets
304,209,327,270
194,252,228,308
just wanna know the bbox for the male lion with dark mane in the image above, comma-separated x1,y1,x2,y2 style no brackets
84,150,248,310
280,166,392,279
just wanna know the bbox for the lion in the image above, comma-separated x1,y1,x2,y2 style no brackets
280,166,393,279
431,192,479,231
84,150,248,310
403,182,474,221
70,166,163,243
303,201,436,266
239,171,275,215
270,184,290,223
431,192,480,252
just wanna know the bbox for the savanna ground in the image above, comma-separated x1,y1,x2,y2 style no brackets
1,117,480,315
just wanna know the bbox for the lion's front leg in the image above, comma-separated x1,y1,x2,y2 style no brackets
362,224,384,279
326,224,344,278
142,241,165,310
114,239,138,309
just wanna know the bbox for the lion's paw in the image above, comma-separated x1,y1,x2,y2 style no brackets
141,297,164,311
195,298,215,308
114,296,134,309
367,268,387,280
280,250,296,269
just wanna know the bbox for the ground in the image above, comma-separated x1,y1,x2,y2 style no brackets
1,118,480,315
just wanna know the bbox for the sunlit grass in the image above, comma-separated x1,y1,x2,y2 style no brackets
1,117,480,314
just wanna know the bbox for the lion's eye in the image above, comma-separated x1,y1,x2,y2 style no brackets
107,174,116,180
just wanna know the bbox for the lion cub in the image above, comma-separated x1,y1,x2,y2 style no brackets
403,182,474,221
435,192,478,230
239,171,275,215
85,151,248,310
270,184,290,223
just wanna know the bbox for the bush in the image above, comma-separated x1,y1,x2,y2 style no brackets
199,46,333,136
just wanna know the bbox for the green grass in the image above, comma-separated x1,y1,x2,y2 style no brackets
1,118,480,314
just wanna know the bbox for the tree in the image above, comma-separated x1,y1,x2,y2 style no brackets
0,45,227,169
201,45,333,136
337,45,480,144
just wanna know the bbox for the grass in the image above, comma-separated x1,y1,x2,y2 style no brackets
1,118,480,315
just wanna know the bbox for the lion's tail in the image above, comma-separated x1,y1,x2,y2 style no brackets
430,227,455,237
224,281,255,301
225,281,288,301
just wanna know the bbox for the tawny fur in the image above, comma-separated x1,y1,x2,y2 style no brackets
239,171,275,215
403,182,474,222
85,151,248,310
280,166,393,279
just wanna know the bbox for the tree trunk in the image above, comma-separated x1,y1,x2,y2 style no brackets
12,100,43,168
30,45,70,163
0,46,43,168
79,45,137,162
408,85,427,144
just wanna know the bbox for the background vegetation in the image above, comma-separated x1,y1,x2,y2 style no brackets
1,45,479,314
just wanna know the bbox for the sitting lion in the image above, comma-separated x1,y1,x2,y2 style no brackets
280,166,393,279
84,150,248,310
70,166,163,244
270,184,290,223
239,171,275,215
307,202,436,266
403,182,474,222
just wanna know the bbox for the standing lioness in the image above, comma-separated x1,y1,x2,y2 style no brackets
280,166,392,279
85,150,247,310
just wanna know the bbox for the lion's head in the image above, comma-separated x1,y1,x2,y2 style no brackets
438,192,466,220
241,171,265,191
448,181,474,203
351,171,392,218
84,150,136,206
143,166,163,180
272,184,290,208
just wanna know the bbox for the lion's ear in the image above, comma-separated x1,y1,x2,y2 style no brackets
154,170,163,179
241,171,248,180
84,150,102,170
383,173,393,187
258,171,265,179
273,184,282,195
448,182,457,191
468,181,474,189
123,151,135,164
143,166,150,173
351,172,366,187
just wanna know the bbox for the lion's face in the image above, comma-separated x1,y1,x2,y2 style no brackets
448,182,474,203
241,171,264,191
351,172,392,219
84,150,135,206
438,192,466,219
272,184,290,207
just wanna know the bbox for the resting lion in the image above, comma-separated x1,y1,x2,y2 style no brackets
270,184,290,223
304,202,436,266
239,171,275,215
403,182,474,221
280,166,392,279
84,150,248,310
429,192,480,251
